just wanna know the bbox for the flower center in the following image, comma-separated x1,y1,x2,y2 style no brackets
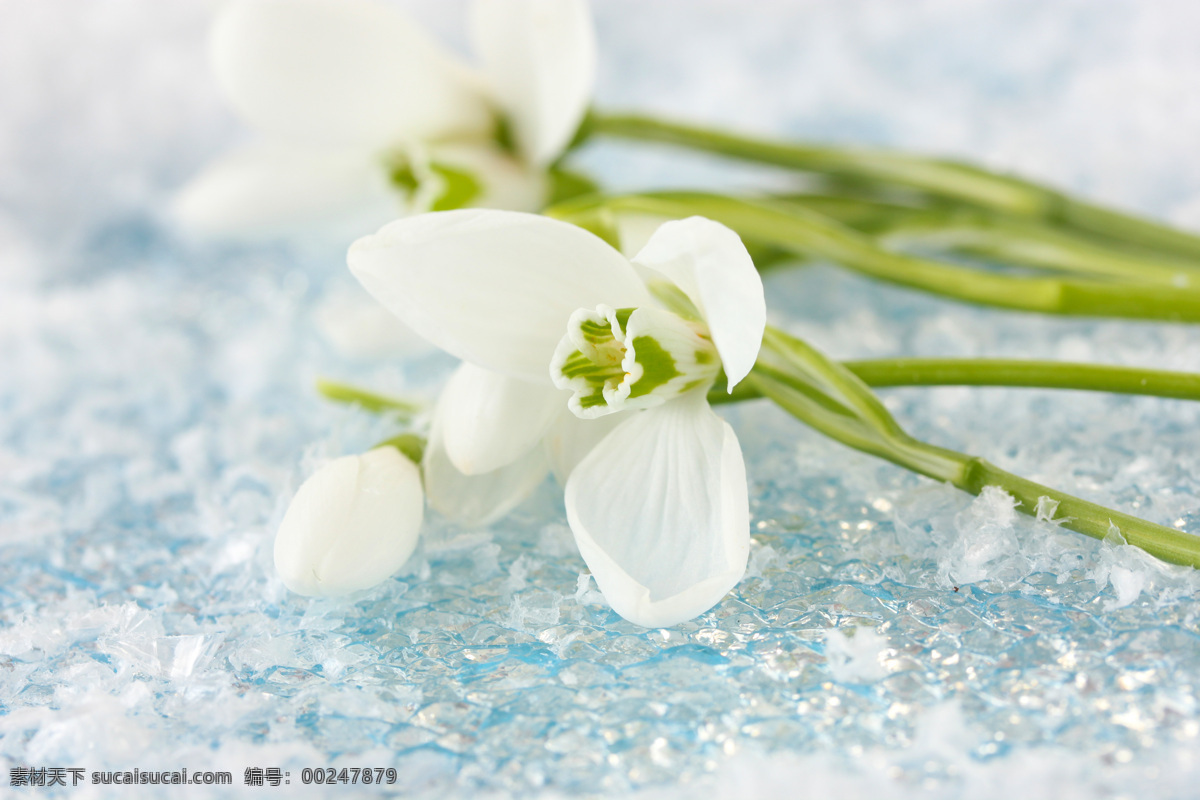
550,305,720,419
386,152,482,212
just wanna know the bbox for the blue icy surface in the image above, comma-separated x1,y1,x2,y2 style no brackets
2,1,1200,798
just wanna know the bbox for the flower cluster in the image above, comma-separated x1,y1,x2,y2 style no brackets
279,210,766,627
227,0,1200,629
174,0,595,240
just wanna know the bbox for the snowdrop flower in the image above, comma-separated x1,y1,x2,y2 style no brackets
349,210,766,627
175,0,595,239
274,446,423,596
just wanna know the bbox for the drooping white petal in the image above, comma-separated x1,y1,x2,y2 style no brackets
172,142,400,241
543,409,622,483
564,394,750,627
349,209,650,383
212,0,492,149
632,217,766,389
438,362,564,476
423,410,550,527
274,447,423,597
469,0,596,165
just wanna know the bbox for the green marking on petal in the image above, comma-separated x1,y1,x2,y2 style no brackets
559,348,624,383
577,319,615,346
428,162,482,212
577,388,610,409
626,336,681,399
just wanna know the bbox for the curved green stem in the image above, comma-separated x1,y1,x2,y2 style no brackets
749,328,1200,569
552,193,1200,322
587,111,1200,262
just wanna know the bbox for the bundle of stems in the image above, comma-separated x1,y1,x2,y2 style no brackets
326,112,1200,572
541,175,1200,569
583,112,1200,265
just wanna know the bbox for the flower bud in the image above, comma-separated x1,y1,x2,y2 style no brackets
274,446,423,596
550,304,720,419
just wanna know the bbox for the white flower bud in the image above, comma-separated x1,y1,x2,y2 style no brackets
274,446,423,597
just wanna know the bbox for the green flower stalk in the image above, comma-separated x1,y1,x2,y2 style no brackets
584,112,1200,263
711,359,1200,405
748,327,1200,569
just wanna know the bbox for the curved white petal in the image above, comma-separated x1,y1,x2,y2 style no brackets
348,209,650,383
543,409,623,484
632,217,765,389
438,363,565,475
564,394,750,627
274,447,423,597
213,0,491,149
469,0,596,165
172,142,400,241
423,409,550,527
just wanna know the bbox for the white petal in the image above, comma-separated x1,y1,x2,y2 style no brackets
469,0,596,165
543,410,623,483
349,209,651,383
274,447,423,597
423,409,550,527
438,363,565,475
632,217,766,389
564,395,750,627
213,0,491,149
172,142,399,241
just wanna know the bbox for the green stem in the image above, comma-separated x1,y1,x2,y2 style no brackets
588,112,1048,215
761,329,906,439
315,379,421,417
749,329,1200,569
712,358,1200,404
374,432,426,465
555,193,1200,322
587,111,1200,262
844,358,1200,400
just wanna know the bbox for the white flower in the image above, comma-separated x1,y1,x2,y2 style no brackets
274,446,423,596
348,210,767,627
174,0,596,239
